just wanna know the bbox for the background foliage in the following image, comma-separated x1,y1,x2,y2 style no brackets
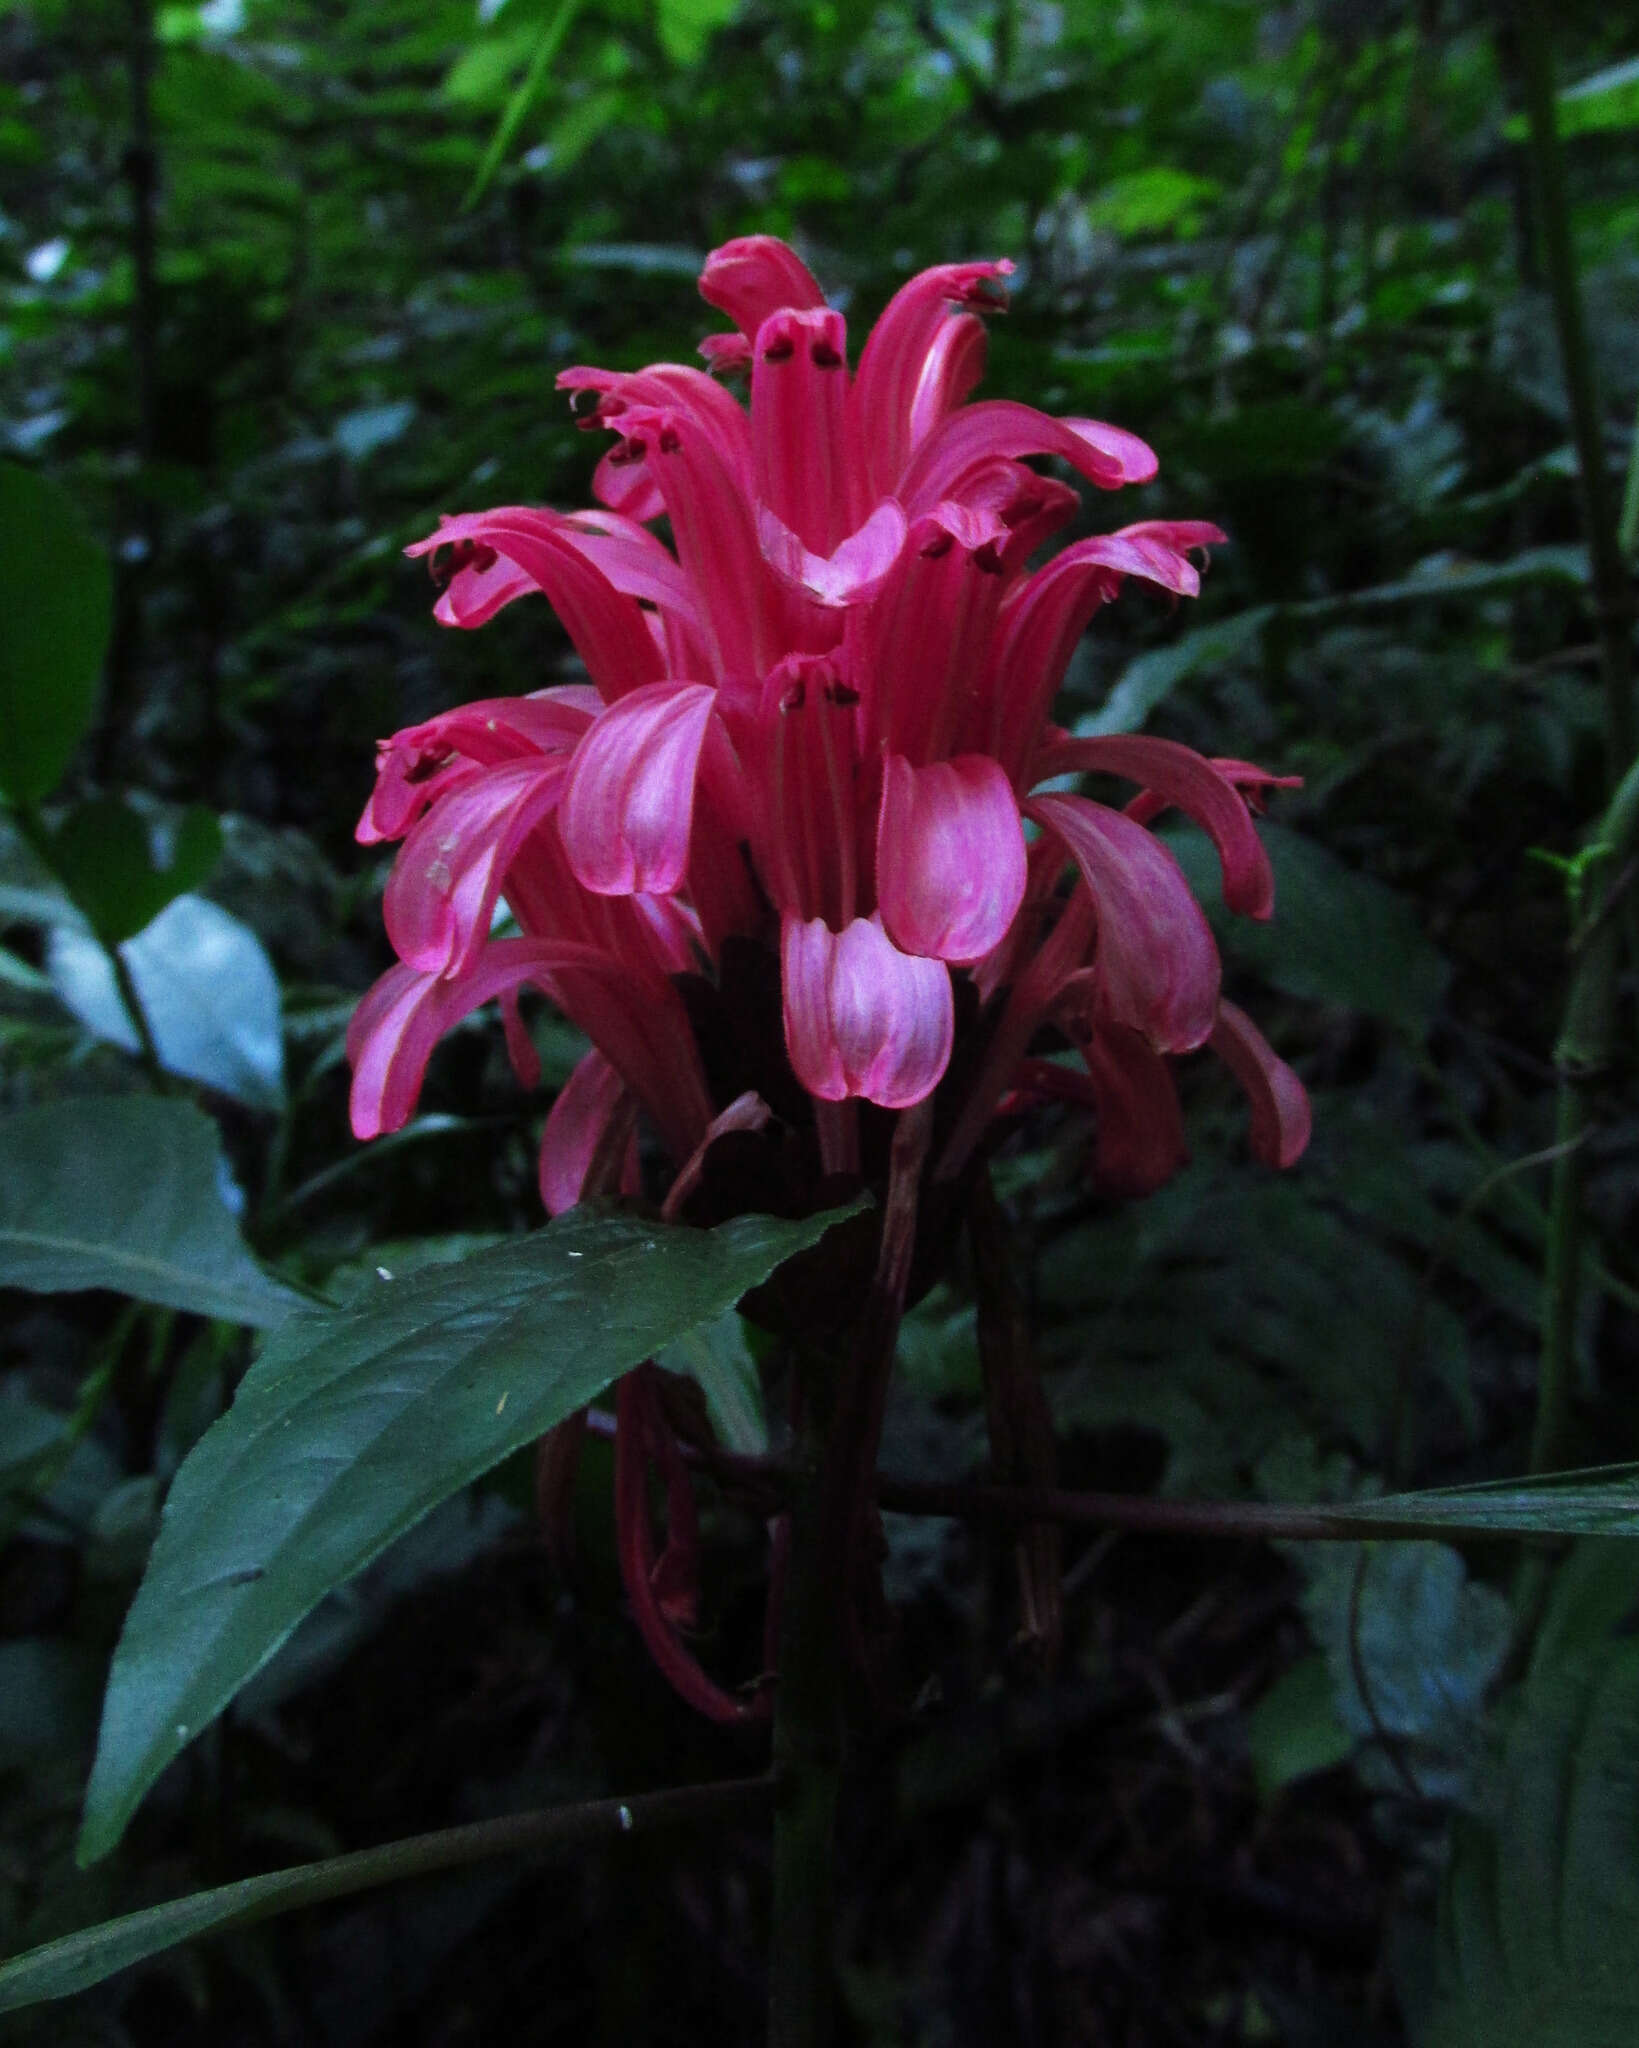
3,0,1639,2039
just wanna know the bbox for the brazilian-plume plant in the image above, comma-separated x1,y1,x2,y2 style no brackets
343,235,1308,2036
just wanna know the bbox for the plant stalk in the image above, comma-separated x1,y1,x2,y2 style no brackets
1513,0,1635,776
768,1100,933,2048
1532,758,1639,1474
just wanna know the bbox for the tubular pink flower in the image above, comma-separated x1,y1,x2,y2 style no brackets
699,234,827,338
384,756,571,977
360,235,1307,1200
876,754,1027,964
782,912,953,1107
405,511,664,699
1025,794,1220,1053
559,680,719,895
1031,733,1274,920
1209,1000,1313,1168
538,1048,640,1216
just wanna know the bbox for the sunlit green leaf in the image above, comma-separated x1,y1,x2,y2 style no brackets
49,894,285,1109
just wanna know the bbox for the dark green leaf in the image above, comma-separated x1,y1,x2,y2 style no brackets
1341,1465,1639,1540
1164,822,1449,1036
46,797,223,946
78,1199,863,1864
1247,1654,1355,1798
0,1097,305,1326
1079,607,1274,737
1427,1647,1639,2047
0,463,112,805
5,1780,770,2013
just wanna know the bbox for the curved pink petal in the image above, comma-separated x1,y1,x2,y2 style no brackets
559,681,718,895
406,511,664,700
384,756,570,976
349,938,711,1161
1073,1024,1190,1197
559,362,754,489
1031,734,1274,920
756,498,907,608
781,911,953,1107
699,330,753,375
907,312,989,450
359,692,595,844
1112,518,1227,555
1209,1000,1311,1168
1026,794,1220,1053
698,234,827,337
978,532,1210,778
348,940,604,1139
853,260,1013,495
876,753,1028,964
897,400,1158,514
539,1047,640,1215
614,1368,765,1722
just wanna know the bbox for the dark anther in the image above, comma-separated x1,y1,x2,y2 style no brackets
761,338,796,363
809,340,843,368
920,534,953,560
429,539,497,589
404,746,454,785
824,681,861,707
974,542,1007,576
658,426,682,454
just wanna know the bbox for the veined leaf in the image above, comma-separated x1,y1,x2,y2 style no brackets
1426,1646,1639,2047
1163,822,1449,1037
78,1199,863,1864
0,1097,305,1327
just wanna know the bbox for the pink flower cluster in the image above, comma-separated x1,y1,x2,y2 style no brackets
349,237,1308,1211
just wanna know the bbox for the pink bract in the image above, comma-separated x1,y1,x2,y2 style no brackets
350,233,1309,1211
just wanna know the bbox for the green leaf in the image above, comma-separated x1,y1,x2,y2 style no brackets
1503,56,1639,142
1247,1654,1355,1798
1163,822,1449,1037
659,1308,767,1456
655,0,738,66
2,1779,770,2014
1426,1647,1639,2047
1078,607,1275,737
1293,545,1589,616
464,0,582,207
1299,1543,1510,1801
1086,166,1221,239
0,1097,304,1327
1342,1464,1639,1540
46,798,223,946
0,463,112,805
49,894,285,1110
1528,1540,1639,1679
78,1199,863,1864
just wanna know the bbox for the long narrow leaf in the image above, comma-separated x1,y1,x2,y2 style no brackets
3,1778,772,2013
